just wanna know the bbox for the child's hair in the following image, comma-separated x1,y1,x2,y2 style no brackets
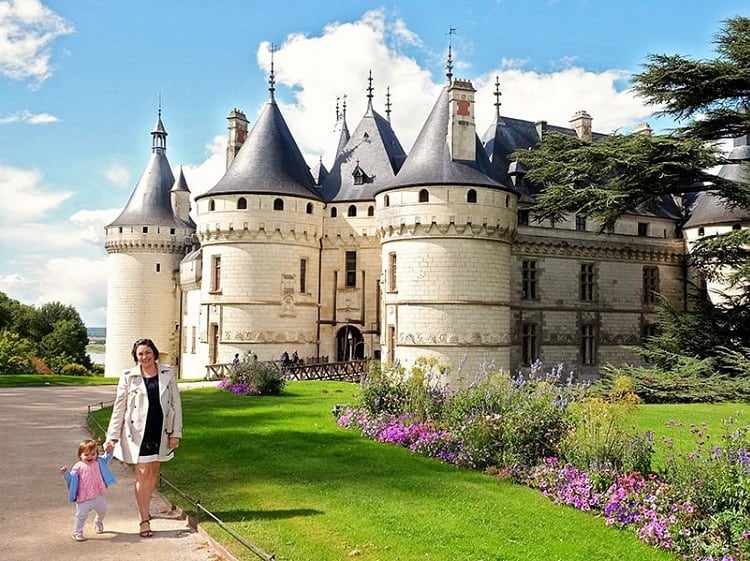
77,439,98,457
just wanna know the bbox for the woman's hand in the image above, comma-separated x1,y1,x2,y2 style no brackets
104,440,115,452
168,436,180,450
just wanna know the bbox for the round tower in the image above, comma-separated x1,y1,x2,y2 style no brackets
104,112,194,376
192,76,324,365
375,79,518,383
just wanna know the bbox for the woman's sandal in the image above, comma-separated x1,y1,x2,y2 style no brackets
139,520,153,538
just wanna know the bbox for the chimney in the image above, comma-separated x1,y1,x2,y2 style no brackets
633,122,653,136
535,120,547,143
569,110,592,140
448,79,476,161
226,108,249,169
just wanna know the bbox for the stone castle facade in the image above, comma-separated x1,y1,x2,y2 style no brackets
104,70,750,383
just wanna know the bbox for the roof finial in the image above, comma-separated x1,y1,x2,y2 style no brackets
268,43,277,101
335,96,340,121
494,75,502,118
342,94,347,119
385,85,392,122
366,69,374,107
446,27,456,83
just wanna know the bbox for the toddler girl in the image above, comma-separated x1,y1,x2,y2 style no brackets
60,439,116,541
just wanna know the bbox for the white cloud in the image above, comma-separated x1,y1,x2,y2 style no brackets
181,135,226,199
0,164,72,223
0,110,59,124
0,0,74,84
103,162,131,188
257,9,438,163
473,63,655,136
245,10,655,172
0,255,108,326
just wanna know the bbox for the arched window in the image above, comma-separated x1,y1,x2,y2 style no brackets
237,197,247,210
348,205,357,217
331,207,338,218
419,189,429,203
273,198,284,211
306,202,313,214
208,199,216,212
384,195,390,207
367,205,374,216
467,189,477,203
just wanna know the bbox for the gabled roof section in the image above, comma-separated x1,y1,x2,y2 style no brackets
380,86,505,193
108,114,185,228
197,100,320,201
319,103,406,202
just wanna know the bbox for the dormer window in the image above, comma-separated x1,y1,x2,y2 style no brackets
352,162,368,185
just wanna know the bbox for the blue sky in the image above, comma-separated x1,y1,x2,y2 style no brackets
0,0,746,327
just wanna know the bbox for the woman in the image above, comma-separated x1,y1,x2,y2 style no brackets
104,338,182,538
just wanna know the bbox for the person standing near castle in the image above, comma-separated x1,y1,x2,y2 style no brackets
104,338,182,538
60,439,116,541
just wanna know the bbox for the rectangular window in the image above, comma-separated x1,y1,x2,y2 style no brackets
581,323,596,365
518,210,530,226
575,214,586,232
345,251,357,288
521,323,538,366
299,259,307,293
638,222,649,237
521,260,538,300
388,252,397,292
155,263,161,273
643,266,659,304
211,255,221,292
190,326,196,354
579,263,595,301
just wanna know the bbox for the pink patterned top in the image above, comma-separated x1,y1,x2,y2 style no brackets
72,460,106,502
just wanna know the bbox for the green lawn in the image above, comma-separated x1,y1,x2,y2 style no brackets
0,374,117,387
630,402,749,470
89,382,689,561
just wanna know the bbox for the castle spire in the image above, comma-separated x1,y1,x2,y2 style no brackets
385,85,392,122
268,43,277,101
366,69,374,109
446,27,456,83
494,75,502,119
151,104,167,153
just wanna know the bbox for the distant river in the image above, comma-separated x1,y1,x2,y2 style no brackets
89,352,105,364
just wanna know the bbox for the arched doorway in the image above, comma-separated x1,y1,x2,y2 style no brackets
336,325,364,361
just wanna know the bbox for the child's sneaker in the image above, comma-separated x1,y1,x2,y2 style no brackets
72,533,86,542
95,521,104,534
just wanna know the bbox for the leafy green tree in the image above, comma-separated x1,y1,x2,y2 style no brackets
39,318,91,370
0,330,34,375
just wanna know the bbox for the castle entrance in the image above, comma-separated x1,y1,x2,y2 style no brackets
336,325,364,362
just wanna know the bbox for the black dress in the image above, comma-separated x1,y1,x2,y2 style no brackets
138,375,164,459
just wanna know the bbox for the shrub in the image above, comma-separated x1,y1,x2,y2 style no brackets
560,396,653,478
61,363,90,377
218,355,286,396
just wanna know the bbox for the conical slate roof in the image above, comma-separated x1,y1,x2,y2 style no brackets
684,134,750,228
171,167,196,228
380,85,507,193
108,114,186,228
319,102,406,202
198,100,320,200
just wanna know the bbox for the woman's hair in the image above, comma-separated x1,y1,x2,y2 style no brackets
131,338,160,363
78,439,98,457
